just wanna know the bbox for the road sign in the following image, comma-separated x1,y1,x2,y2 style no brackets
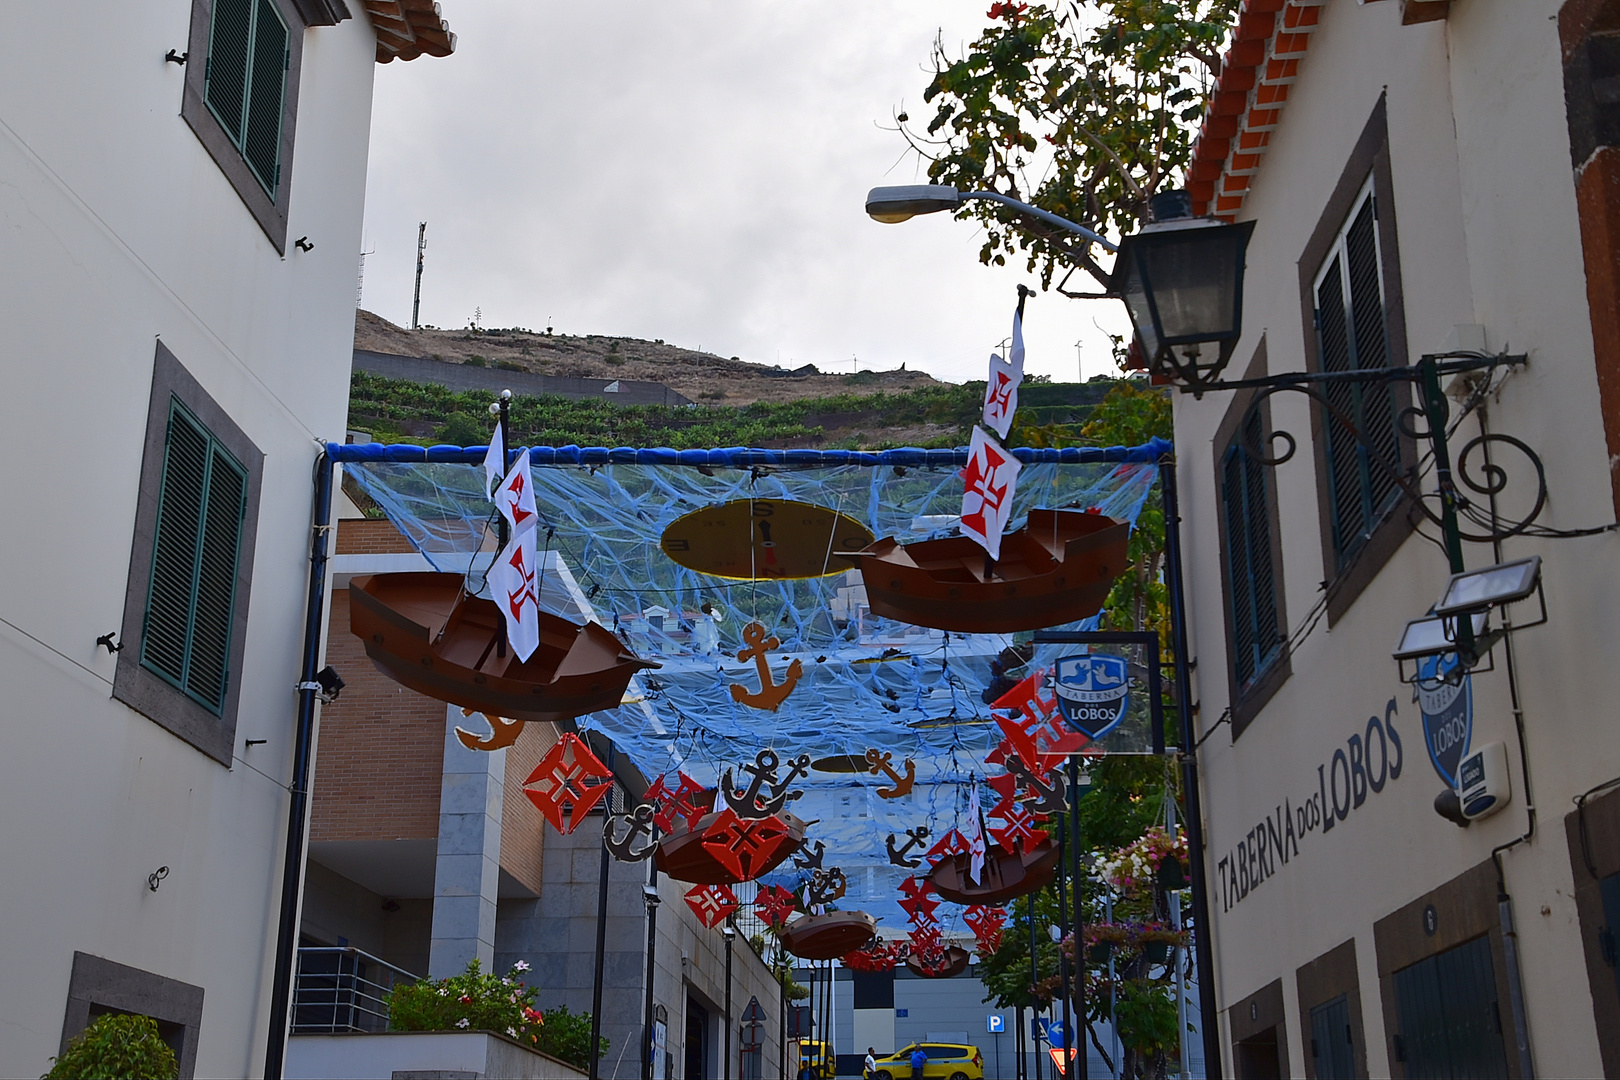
987,1014,1005,1033
1049,1047,1077,1076
1047,1020,1069,1048
1032,1017,1048,1042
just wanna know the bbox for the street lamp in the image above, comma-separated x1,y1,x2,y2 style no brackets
864,185,1254,389
1109,192,1255,389
1392,555,1545,681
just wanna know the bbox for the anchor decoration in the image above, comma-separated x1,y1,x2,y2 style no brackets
683,883,739,929
605,802,659,862
863,748,917,800
728,622,803,711
803,867,847,910
645,771,712,833
964,905,1007,953
720,749,811,819
886,826,932,868
699,809,794,882
522,733,614,835
753,884,799,929
454,707,526,752
1004,754,1069,816
791,840,826,871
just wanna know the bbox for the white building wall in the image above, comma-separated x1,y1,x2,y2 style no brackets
0,5,378,1077
1173,1,1616,1077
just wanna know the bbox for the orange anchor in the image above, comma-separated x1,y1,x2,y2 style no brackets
864,748,917,800
728,621,802,712
455,707,526,751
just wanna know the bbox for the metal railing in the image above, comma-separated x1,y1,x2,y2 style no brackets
291,946,419,1034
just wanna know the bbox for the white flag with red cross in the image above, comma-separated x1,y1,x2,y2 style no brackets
981,309,1025,439
494,448,539,538
960,426,1021,560
489,527,541,661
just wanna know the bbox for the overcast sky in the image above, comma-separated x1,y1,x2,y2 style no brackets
358,3,1133,385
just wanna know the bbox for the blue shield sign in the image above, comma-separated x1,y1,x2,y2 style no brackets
1416,653,1472,788
1053,653,1129,739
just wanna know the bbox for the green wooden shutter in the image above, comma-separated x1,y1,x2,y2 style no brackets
204,0,253,145
242,0,289,194
142,400,248,714
204,0,288,199
1221,416,1282,692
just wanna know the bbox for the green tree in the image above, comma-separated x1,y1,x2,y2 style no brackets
44,1013,178,1080
900,0,1235,292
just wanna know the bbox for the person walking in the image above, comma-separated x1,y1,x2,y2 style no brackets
864,1047,878,1079
909,1045,928,1080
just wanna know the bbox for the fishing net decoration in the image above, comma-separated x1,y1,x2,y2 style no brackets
334,441,1168,928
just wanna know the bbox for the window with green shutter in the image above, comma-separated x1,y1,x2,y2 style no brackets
1220,412,1283,694
1314,180,1402,571
203,0,289,198
142,399,248,715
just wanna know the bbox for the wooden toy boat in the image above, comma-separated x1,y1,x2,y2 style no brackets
842,509,1129,633
926,838,1060,905
780,911,878,960
906,944,971,978
654,811,808,885
349,572,655,722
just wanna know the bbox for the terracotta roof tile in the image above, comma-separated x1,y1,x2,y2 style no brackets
364,0,456,63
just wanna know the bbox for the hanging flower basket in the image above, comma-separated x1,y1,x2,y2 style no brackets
1094,826,1188,895
1156,857,1189,891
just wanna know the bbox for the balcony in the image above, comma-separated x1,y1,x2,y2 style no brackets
291,946,418,1034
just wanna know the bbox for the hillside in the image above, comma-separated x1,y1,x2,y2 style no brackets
348,310,1118,450
356,309,940,406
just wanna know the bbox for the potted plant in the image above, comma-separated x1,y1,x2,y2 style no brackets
44,1013,177,1080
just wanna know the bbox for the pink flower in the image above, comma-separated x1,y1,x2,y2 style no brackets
456,1018,470,1029
513,960,530,972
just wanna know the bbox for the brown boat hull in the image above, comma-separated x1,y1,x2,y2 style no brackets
350,572,654,723
927,839,1059,905
780,911,877,960
851,509,1129,633
654,812,807,885
906,945,971,978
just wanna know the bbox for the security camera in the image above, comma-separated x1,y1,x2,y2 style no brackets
643,885,661,904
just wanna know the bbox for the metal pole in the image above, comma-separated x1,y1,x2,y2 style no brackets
778,952,787,1080
589,744,616,1080
411,221,426,330
1016,1003,1025,1080
263,451,334,1080
642,837,660,1080
1030,892,1044,1080
1160,454,1223,1080
724,923,735,1080
1168,801,1188,1080
1056,813,1073,1077
494,394,510,657
1070,755,1086,1080
1105,892,1118,1080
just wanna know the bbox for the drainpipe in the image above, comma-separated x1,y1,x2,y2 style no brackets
590,743,617,1080
1159,453,1224,1080
264,451,335,1080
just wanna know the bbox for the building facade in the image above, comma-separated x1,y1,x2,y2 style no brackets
1175,0,1620,1076
297,512,782,1079
0,4,448,1076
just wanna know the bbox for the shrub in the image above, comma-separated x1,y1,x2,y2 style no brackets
44,1013,177,1080
464,355,487,367
388,959,544,1047
534,1005,607,1071
438,412,488,446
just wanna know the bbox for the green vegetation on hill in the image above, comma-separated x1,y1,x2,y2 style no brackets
349,370,1117,450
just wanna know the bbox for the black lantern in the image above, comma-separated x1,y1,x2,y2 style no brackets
1109,190,1255,391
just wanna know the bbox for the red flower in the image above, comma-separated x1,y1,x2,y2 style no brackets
458,994,472,1005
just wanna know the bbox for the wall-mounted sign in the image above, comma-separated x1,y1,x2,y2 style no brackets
1415,654,1473,788
1053,653,1130,739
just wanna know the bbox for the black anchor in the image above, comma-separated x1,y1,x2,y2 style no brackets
721,749,781,819
792,840,826,870
805,867,847,908
886,825,932,869
604,803,658,862
1006,755,1068,816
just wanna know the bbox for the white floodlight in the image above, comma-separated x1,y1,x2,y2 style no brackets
1433,556,1541,618
1392,611,1488,663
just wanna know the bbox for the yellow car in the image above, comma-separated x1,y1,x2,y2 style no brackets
871,1042,985,1080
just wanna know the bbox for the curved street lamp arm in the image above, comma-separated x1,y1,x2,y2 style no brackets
961,191,1118,252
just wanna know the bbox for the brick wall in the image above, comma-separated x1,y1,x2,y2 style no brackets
311,589,444,843
335,517,418,555
499,721,557,895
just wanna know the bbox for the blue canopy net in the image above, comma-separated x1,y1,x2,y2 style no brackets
333,441,1169,932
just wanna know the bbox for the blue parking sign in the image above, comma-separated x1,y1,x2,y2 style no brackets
987,1015,1005,1033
